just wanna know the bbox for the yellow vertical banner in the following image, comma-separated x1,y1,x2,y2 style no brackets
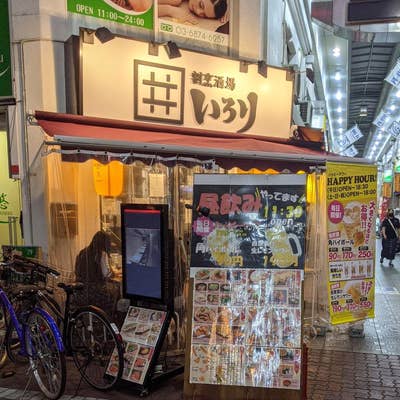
326,162,377,325
394,174,400,193
382,182,392,198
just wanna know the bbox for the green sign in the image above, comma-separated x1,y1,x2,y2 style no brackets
0,0,12,98
67,0,154,29
2,245,41,259
384,170,393,182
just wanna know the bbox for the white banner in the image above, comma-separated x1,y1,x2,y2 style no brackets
388,121,400,138
343,145,358,157
336,136,350,152
385,59,400,88
345,125,363,145
334,125,363,153
373,110,391,128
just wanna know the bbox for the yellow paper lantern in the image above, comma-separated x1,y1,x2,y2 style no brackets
93,160,123,197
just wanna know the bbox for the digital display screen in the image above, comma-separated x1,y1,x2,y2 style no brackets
122,206,165,301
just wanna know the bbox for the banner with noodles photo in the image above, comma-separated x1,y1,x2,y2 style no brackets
326,162,377,325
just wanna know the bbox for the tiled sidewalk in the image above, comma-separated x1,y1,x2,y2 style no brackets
307,349,400,400
3,350,400,400
2,240,400,399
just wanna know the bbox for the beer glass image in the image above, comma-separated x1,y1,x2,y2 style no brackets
266,228,302,268
342,201,364,246
206,227,240,267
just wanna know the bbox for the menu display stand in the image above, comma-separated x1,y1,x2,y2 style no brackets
110,306,183,397
118,204,184,396
184,174,307,400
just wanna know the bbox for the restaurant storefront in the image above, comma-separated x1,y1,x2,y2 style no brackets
32,31,377,399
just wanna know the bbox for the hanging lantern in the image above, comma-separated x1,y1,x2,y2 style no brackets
93,160,123,197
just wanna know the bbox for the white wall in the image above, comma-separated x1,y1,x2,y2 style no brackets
9,0,68,256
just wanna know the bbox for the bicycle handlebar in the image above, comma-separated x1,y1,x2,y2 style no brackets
11,255,60,278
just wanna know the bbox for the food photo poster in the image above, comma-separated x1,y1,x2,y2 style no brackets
188,174,306,389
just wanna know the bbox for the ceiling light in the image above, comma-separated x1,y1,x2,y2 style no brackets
396,90,400,98
378,133,383,139
338,117,343,124
332,47,341,57
165,41,182,59
257,61,268,78
360,106,368,116
390,105,396,111
338,128,343,133
334,72,341,81
335,91,343,100
148,42,159,56
95,27,115,43
337,106,343,113
239,60,249,73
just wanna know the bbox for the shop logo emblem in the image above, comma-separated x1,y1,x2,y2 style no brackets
0,193,9,210
134,60,185,124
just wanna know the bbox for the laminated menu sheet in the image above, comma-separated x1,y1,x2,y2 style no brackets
190,268,302,388
107,306,167,385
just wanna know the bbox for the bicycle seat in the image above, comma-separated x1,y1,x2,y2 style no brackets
57,282,84,293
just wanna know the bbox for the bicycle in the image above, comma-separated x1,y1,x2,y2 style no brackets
0,257,63,366
0,261,66,399
10,255,124,391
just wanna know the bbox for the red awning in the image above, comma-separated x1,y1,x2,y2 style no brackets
35,110,362,171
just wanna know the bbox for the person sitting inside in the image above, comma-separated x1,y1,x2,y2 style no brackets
75,231,120,318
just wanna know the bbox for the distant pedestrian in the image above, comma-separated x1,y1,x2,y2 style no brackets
380,209,400,267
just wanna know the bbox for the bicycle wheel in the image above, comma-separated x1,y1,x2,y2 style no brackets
5,323,26,364
4,295,27,364
0,308,7,368
68,306,123,390
25,310,66,400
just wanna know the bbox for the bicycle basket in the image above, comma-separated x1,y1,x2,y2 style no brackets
1,262,47,287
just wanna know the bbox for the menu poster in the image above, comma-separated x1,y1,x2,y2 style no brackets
190,268,302,389
326,162,377,325
107,306,166,384
188,174,305,390
190,174,307,270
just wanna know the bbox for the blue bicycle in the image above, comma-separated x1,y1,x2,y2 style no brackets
0,262,66,399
